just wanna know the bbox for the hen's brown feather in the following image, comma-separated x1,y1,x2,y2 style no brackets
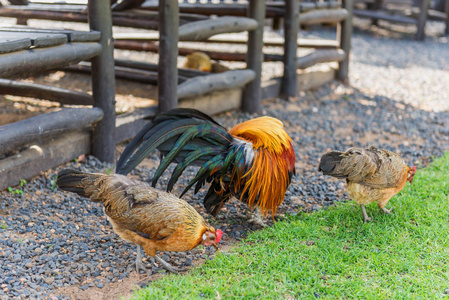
56,169,213,257
319,146,413,214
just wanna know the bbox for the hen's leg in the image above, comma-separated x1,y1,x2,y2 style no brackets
154,255,186,273
381,207,393,214
136,245,153,276
360,205,372,223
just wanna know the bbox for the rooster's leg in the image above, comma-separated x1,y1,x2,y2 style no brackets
360,205,372,223
381,207,393,214
154,255,186,273
136,245,153,276
246,207,268,227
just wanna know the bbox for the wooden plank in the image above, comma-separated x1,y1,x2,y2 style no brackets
0,31,67,48
178,16,258,41
62,63,188,83
299,1,342,11
0,36,31,54
0,130,91,191
0,26,100,42
282,0,299,100
0,8,160,31
0,107,103,155
179,88,242,115
158,0,179,112
114,58,208,78
113,40,283,62
114,32,340,48
297,49,346,69
337,0,353,83
299,8,349,25
0,42,101,78
243,0,265,113
353,9,417,23
112,0,145,11
115,106,156,143
0,78,92,105
298,65,336,91
141,3,284,18
177,69,255,99
261,78,282,100
88,0,116,163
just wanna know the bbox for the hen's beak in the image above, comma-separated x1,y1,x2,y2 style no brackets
212,243,219,251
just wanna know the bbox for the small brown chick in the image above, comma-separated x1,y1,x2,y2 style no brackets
183,52,230,73
56,169,223,275
183,52,212,72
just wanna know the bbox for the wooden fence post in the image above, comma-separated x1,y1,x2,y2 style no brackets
416,0,430,40
88,0,116,163
282,0,299,100
242,0,266,113
158,0,179,112
336,0,353,84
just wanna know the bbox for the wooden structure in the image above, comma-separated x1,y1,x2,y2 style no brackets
353,0,449,40
0,0,116,190
0,0,354,190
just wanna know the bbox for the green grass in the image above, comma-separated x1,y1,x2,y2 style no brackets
133,152,449,299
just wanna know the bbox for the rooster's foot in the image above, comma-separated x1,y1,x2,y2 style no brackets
155,255,187,273
360,205,372,223
381,207,393,214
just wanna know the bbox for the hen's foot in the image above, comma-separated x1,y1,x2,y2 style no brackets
136,246,154,276
360,205,372,223
246,208,268,227
381,207,393,214
155,255,187,273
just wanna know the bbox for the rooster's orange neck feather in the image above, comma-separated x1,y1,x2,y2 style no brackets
229,117,296,216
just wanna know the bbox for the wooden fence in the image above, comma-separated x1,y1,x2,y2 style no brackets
0,0,353,190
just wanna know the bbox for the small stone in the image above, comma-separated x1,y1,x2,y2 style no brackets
185,258,192,266
44,277,54,284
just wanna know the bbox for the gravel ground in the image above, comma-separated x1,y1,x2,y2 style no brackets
1,18,449,300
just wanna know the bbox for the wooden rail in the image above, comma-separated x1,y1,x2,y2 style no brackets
0,108,103,156
0,79,92,105
0,43,101,77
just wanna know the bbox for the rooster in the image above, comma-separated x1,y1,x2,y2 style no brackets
56,169,223,275
116,108,296,225
319,146,416,223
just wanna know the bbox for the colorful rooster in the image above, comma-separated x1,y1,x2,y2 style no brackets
116,108,296,223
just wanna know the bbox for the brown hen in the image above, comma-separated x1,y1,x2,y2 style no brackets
56,169,223,275
319,146,416,222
